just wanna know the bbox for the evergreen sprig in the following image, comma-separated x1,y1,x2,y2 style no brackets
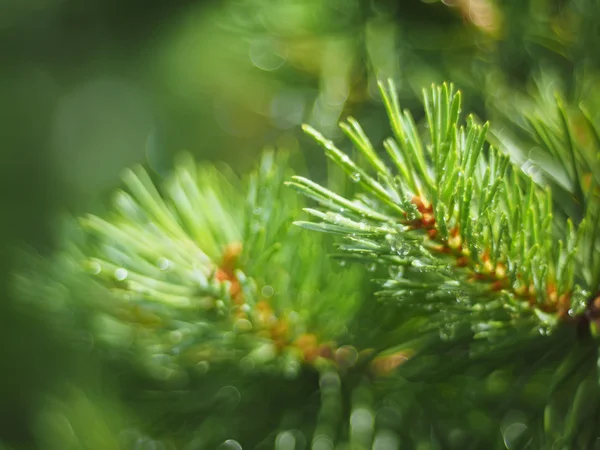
25,151,365,383
285,79,600,449
290,80,596,340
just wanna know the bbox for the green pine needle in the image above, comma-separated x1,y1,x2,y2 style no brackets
295,79,595,336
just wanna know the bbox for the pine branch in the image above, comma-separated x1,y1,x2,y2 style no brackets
13,77,600,449
291,80,596,340
36,150,367,381
285,78,600,448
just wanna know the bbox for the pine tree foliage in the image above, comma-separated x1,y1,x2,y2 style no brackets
290,80,600,448
291,80,597,331
15,152,374,448
14,80,600,449
66,151,367,380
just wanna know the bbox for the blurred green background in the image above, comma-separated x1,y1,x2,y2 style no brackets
1,0,598,447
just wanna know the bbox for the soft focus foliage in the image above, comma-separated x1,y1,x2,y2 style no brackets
2,0,600,449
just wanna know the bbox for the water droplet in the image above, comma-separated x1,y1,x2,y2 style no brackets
87,261,101,275
367,263,377,272
387,266,403,280
275,431,296,450
219,439,242,450
216,300,225,309
241,303,251,312
338,260,347,267
157,257,171,271
261,285,275,298
234,318,253,333
335,345,358,368
115,268,128,281
249,38,287,72
312,436,333,450
397,246,409,257
351,172,361,182
217,386,241,411
388,236,409,257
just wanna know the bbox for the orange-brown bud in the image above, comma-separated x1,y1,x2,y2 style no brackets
371,351,411,377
